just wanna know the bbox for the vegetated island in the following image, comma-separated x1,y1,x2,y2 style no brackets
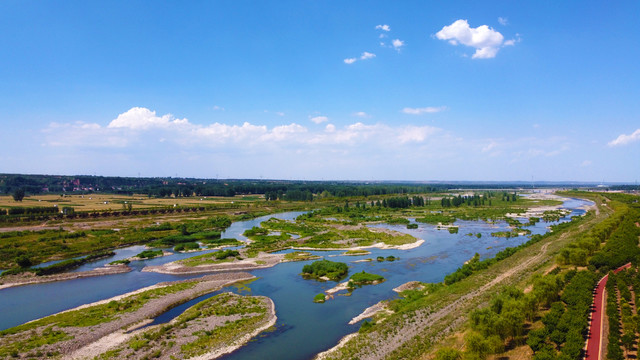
143,250,321,275
0,251,131,290
0,272,276,360
325,271,386,297
301,260,349,282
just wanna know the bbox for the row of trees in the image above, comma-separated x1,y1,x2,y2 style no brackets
434,193,639,360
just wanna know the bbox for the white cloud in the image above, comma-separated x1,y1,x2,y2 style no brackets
397,126,438,143
375,24,391,32
276,112,285,116
193,122,267,141
353,111,370,118
504,34,521,46
310,116,329,124
360,52,376,60
212,105,224,111
401,106,447,115
260,124,307,141
608,129,640,146
42,107,448,164
108,107,188,130
498,17,508,25
344,57,357,64
391,39,404,50
435,19,507,59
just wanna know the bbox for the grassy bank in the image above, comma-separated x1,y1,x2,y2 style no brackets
321,193,616,360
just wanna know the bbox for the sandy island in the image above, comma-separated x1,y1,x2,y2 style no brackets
142,252,286,275
1,272,267,360
144,239,425,275
0,264,132,290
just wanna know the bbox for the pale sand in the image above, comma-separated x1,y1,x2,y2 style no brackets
315,333,358,360
71,298,277,360
144,239,424,275
348,301,391,325
189,298,277,360
326,281,350,295
293,239,424,252
143,252,284,275
392,281,424,293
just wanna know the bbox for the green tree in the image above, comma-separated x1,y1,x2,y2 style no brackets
12,188,25,202
434,348,462,360
15,254,32,268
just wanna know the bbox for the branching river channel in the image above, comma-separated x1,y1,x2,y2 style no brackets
0,197,593,360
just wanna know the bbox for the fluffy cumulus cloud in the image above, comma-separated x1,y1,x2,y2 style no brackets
343,57,357,64
402,106,446,115
43,107,445,151
108,107,188,130
608,129,640,146
375,24,391,32
345,52,376,64
391,39,404,50
360,52,376,60
435,19,508,59
498,17,508,25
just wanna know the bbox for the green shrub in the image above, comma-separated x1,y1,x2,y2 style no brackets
301,260,348,281
349,271,385,284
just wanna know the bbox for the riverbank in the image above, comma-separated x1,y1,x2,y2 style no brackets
0,272,259,359
314,195,609,360
0,264,132,290
71,293,277,360
348,301,391,325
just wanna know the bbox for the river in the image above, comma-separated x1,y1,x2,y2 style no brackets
0,198,592,359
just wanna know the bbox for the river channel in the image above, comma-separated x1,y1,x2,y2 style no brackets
0,197,592,359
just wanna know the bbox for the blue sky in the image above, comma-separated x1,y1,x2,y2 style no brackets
1,1,638,182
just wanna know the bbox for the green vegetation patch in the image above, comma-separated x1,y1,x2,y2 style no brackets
301,260,348,281
283,251,321,261
2,250,116,277
135,249,163,259
349,271,385,285
314,293,326,303
108,259,130,265
0,281,196,341
343,249,371,256
92,292,271,360
202,238,243,247
178,249,242,267
261,218,320,237
173,242,200,252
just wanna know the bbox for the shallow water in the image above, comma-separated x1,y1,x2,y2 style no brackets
0,200,592,360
